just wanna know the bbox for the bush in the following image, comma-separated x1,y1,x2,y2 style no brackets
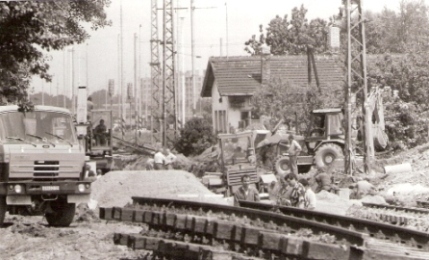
174,117,217,156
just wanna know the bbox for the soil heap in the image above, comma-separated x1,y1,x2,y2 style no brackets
90,170,228,208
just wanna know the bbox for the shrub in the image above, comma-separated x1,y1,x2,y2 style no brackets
174,117,217,156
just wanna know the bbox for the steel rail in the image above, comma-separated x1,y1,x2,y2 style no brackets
363,202,429,214
131,196,366,246
239,200,429,250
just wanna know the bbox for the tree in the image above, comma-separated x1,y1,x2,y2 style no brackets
0,1,110,104
174,117,217,156
244,5,329,56
251,78,342,134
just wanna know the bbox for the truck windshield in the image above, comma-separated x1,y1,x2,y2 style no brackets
221,135,254,166
0,111,76,144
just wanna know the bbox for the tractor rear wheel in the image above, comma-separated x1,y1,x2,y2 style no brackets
314,143,344,169
273,156,291,175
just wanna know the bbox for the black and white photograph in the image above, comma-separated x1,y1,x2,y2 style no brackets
1,0,429,259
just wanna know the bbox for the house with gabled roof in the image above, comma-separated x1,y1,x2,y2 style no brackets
200,53,345,134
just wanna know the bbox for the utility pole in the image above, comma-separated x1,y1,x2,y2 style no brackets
134,33,138,143
70,47,75,115
120,2,125,139
86,43,89,93
42,81,44,105
190,0,196,115
151,0,215,146
63,50,67,108
179,16,186,126
345,0,373,174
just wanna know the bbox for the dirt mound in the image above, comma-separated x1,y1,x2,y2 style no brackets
91,170,227,208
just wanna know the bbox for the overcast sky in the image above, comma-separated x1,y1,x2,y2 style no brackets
31,0,391,98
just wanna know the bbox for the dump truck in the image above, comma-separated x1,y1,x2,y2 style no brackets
0,105,91,227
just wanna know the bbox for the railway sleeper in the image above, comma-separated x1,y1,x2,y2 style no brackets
100,207,358,246
113,232,354,260
239,201,429,250
101,206,365,247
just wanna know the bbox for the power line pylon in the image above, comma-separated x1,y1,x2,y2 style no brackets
345,0,374,175
150,0,177,148
162,0,177,147
150,0,162,145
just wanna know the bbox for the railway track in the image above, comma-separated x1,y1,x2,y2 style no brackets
99,197,429,259
239,200,429,250
363,202,429,215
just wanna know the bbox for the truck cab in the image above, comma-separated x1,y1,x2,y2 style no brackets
0,105,91,227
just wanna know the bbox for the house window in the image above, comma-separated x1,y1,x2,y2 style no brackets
229,96,247,108
214,111,219,133
214,110,227,133
221,110,227,132
240,111,250,129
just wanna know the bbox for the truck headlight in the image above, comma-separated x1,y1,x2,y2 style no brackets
78,184,85,192
14,185,23,193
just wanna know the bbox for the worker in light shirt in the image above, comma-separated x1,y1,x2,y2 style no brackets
287,134,302,175
298,178,316,210
153,148,166,170
165,149,177,170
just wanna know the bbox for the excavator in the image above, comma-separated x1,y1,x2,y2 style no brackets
268,87,388,175
262,46,388,175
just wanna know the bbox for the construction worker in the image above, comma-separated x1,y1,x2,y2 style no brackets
153,149,166,170
288,134,302,175
234,174,260,206
299,178,316,210
283,173,305,208
165,149,177,170
94,119,107,146
314,171,340,193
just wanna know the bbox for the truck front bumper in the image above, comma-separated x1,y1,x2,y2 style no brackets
0,181,92,196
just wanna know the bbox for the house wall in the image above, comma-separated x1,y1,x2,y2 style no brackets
211,82,252,133
211,81,228,133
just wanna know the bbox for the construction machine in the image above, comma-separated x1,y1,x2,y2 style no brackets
76,86,113,174
270,87,388,175
202,131,260,196
85,109,114,174
0,105,92,227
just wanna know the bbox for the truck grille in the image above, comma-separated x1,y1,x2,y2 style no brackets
34,160,60,177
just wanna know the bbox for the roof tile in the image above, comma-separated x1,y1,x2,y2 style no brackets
201,55,344,97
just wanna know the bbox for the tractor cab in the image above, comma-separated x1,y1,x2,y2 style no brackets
305,108,345,154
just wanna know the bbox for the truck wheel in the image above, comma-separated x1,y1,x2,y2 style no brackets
314,143,344,169
274,156,291,175
45,200,76,227
0,196,6,227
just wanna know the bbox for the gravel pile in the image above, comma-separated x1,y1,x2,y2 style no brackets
90,170,227,208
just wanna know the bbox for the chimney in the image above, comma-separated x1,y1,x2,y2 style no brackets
260,44,271,88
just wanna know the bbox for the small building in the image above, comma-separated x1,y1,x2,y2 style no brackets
200,54,345,134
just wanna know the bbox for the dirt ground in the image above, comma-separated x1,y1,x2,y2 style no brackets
2,144,429,259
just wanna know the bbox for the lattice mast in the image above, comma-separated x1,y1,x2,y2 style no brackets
150,0,161,144
345,0,374,175
162,0,177,147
